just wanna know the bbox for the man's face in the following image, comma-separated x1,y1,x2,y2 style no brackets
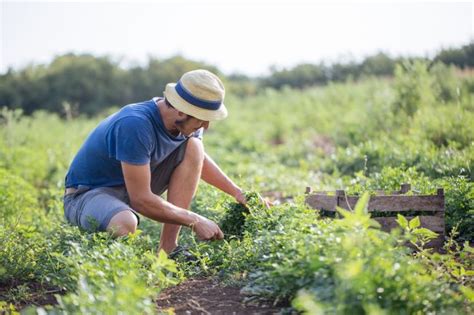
175,115,210,137
165,98,210,136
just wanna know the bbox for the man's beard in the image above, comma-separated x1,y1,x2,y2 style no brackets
174,116,194,137
175,116,192,126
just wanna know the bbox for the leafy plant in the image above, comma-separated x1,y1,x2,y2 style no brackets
0,67,472,313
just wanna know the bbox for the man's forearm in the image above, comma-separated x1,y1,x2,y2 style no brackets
130,194,200,227
201,153,242,198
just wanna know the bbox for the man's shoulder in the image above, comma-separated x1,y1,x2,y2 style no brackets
112,101,155,127
119,100,154,118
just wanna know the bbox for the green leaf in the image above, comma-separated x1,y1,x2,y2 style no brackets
354,192,370,216
336,207,353,219
463,241,474,253
368,219,382,229
409,217,420,229
292,289,324,315
412,228,438,239
460,286,474,302
396,214,408,229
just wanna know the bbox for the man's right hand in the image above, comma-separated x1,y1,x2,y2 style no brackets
191,216,224,241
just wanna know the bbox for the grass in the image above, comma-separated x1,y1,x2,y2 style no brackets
0,61,472,313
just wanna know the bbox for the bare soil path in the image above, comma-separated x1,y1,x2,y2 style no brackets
156,278,286,315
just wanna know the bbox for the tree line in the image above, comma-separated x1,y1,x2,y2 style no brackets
0,42,472,116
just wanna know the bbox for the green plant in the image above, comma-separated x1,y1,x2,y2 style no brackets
0,70,472,313
179,192,472,313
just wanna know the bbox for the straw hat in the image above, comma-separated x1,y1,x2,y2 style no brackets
164,69,227,121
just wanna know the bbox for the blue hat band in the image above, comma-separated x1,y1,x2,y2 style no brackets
175,80,222,110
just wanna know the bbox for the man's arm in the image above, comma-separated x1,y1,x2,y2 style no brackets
121,162,223,240
201,153,246,204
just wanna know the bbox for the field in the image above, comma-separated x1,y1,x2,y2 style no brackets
0,62,473,314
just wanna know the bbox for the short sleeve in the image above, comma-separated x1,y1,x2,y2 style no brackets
106,117,154,165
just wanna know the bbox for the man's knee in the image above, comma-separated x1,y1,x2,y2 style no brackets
107,210,138,237
184,137,204,165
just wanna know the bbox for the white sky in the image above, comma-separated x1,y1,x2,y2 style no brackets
1,0,473,76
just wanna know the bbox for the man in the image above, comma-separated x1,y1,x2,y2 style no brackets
64,69,248,254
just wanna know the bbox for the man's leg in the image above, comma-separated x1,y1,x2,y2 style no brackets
159,137,204,253
107,210,138,237
64,186,139,236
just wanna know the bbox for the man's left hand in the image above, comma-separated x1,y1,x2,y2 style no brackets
235,190,273,209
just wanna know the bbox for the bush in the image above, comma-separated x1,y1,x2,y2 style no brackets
430,62,460,103
392,61,435,117
0,168,41,228
184,193,471,314
439,177,474,242
347,167,474,241
411,105,474,149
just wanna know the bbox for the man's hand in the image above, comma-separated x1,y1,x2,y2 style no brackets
234,190,273,208
191,216,224,240
258,194,274,208
234,190,248,205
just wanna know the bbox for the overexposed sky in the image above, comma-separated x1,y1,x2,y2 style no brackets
1,0,473,76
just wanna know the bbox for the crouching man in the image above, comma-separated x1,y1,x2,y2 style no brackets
64,69,247,255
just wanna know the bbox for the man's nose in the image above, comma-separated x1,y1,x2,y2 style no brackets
202,121,210,130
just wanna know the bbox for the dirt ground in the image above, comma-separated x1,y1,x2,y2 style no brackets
3,278,287,314
0,282,63,312
156,278,287,315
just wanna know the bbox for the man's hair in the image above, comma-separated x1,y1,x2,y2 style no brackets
166,97,197,121
164,98,175,109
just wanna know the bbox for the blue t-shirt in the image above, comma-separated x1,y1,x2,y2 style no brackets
65,98,202,189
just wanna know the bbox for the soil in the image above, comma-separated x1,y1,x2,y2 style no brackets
4,278,286,314
156,278,287,315
0,282,62,311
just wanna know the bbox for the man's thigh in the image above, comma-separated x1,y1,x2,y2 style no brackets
150,139,189,195
64,186,139,232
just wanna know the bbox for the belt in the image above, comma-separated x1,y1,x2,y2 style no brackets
65,187,78,195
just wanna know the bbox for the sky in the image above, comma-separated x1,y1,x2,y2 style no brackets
1,0,473,76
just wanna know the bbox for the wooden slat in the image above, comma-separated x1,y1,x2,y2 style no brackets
305,186,445,249
426,237,445,249
372,216,445,249
305,194,337,211
306,194,444,212
336,196,358,210
311,191,336,195
374,216,445,233
337,195,445,212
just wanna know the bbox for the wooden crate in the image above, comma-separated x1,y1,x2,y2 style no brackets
305,184,445,248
